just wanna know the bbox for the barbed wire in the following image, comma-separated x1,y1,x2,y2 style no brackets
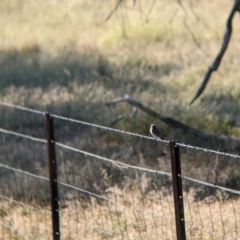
181,175,240,195
51,113,168,141
59,180,174,220
0,126,171,177
55,141,172,177
1,120,240,239
0,101,240,159
0,101,163,141
0,129,171,225
0,101,44,115
0,162,49,182
177,142,240,159
1,133,239,203
0,127,47,143
0,130,237,200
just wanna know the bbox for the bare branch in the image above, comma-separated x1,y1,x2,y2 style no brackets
109,115,124,126
106,94,162,119
190,0,240,104
106,94,240,144
104,0,124,22
189,0,210,29
177,0,210,57
106,94,210,139
145,0,157,22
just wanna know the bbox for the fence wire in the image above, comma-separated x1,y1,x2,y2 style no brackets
182,175,240,240
0,101,240,159
0,103,240,239
56,143,175,240
0,164,51,239
0,194,51,240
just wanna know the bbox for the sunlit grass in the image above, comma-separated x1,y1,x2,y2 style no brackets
0,0,240,237
0,0,239,161
0,0,240,179
1,190,240,239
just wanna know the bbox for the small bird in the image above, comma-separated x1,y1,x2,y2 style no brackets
150,124,165,140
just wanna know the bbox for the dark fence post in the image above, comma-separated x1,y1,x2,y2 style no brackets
45,112,60,240
170,141,186,240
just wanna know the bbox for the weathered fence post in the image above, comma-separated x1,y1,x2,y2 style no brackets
45,112,60,240
170,141,186,240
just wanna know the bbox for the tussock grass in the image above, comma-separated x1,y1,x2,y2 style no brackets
1,0,240,238
1,188,240,239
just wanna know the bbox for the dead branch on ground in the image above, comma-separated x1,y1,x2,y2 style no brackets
106,94,240,144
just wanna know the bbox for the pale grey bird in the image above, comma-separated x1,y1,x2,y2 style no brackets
150,124,165,140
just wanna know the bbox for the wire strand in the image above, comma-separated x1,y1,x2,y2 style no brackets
0,127,47,143
55,141,172,177
1,101,240,159
0,162,49,182
181,175,240,195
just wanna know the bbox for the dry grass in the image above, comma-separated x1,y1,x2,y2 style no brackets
1,140,240,239
1,0,240,135
1,188,240,240
1,0,240,239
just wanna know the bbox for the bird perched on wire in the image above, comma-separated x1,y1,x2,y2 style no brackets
150,124,165,140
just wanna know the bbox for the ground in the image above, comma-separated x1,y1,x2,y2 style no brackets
0,0,240,239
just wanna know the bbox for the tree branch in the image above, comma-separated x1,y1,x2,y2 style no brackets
106,94,240,143
106,94,210,139
190,0,240,104
104,0,124,22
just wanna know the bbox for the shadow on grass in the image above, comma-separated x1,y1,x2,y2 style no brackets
200,92,240,129
0,44,98,90
0,43,177,136
0,44,176,92
1,45,240,205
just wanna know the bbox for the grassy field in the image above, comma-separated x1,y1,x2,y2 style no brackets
1,0,240,134
0,0,240,239
1,185,240,239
